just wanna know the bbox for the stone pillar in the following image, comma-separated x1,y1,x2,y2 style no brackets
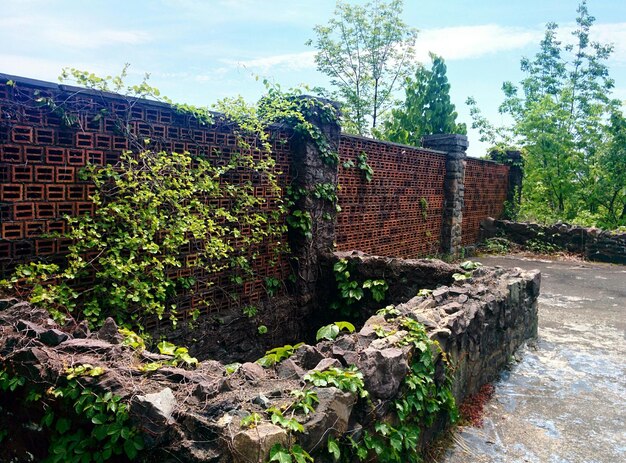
422,134,468,257
288,97,341,306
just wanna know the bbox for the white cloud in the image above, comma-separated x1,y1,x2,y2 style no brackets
226,24,544,74
224,51,316,72
415,24,543,62
0,15,150,50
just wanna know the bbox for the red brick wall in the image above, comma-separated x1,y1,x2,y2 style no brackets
1,77,512,325
0,79,291,325
335,135,447,258
462,158,509,245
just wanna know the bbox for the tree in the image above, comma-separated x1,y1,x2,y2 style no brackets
378,53,466,146
468,1,623,227
307,0,417,135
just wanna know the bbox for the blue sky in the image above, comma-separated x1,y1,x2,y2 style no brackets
1,0,625,157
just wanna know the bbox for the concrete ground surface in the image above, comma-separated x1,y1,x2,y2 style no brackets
439,255,626,463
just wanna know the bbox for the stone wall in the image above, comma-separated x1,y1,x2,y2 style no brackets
481,218,626,265
0,255,540,462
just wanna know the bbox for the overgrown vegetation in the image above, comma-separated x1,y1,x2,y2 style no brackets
1,69,340,336
467,1,626,229
0,69,344,461
330,259,388,316
0,367,143,463
322,313,457,463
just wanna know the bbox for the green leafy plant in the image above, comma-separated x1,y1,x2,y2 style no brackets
452,272,471,281
256,343,304,367
313,182,341,212
139,340,198,372
356,151,374,182
419,197,429,220
346,317,457,462
258,325,268,335
267,407,304,433
8,148,282,331
265,277,281,297
376,305,400,319
363,279,388,302
459,260,482,271
242,305,258,318
327,436,341,461
290,389,319,416
331,259,388,315
64,364,106,380
416,288,433,297
118,328,147,351
481,237,511,254
240,412,263,429
1,367,143,463
303,366,368,398
526,238,560,254
286,210,313,239
225,362,242,375
315,321,356,341
269,443,313,463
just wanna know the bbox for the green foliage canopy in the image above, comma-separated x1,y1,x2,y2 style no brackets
378,53,466,145
467,1,625,228
307,0,417,135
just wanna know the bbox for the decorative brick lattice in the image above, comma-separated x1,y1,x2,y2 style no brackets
335,135,447,258
0,77,512,325
462,159,509,245
0,80,291,326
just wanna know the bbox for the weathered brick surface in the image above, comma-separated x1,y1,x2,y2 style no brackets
336,135,447,258
462,159,509,246
0,79,291,327
1,76,511,325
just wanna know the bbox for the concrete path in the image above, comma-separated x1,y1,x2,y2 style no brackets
440,255,626,463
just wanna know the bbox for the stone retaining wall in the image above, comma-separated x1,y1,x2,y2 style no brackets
481,218,626,264
0,255,540,462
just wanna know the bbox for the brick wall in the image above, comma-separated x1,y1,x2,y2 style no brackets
0,75,512,324
462,158,509,246
335,135,447,258
0,78,291,326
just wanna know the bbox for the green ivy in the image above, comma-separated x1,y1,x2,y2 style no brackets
356,152,374,182
0,367,143,463
330,259,388,315
256,343,304,367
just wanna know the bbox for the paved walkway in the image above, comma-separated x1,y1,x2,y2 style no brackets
440,256,626,463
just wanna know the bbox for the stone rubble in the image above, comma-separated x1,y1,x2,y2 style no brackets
0,255,539,462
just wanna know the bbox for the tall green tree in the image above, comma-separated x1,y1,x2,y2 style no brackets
378,53,466,146
468,1,623,227
307,0,417,135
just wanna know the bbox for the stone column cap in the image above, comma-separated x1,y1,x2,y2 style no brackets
422,134,469,152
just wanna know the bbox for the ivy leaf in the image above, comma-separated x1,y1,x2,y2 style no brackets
327,437,341,461
55,417,72,434
334,321,355,333
92,424,109,441
124,439,138,460
269,444,292,463
316,323,340,341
